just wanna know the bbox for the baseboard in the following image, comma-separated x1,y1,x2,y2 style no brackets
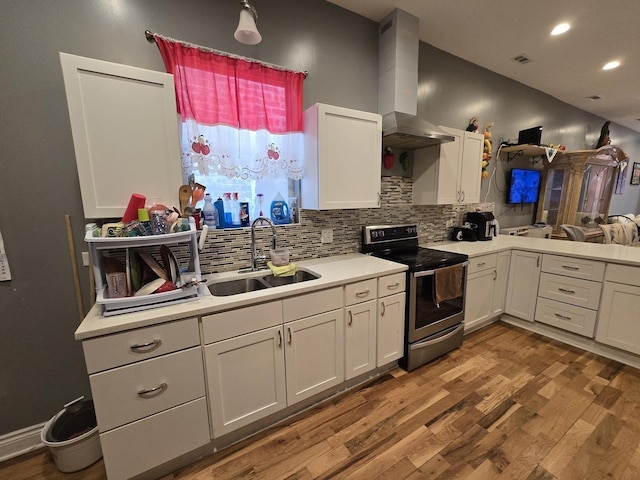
0,422,46,463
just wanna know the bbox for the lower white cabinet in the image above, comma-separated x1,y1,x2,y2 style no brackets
285,309,345,403
596,264,640,355
345,300,377,380
505,250,541,321
464,251,510,331
377,292,405,366
204,325,286,437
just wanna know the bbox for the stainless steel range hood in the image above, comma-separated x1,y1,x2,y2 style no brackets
382,112,454,149
379,10,453,150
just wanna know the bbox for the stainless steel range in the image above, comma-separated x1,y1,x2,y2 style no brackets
362,224,469,371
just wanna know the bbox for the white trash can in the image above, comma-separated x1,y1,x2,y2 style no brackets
40,396,102,473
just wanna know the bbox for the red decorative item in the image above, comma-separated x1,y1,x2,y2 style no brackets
383,148,395,169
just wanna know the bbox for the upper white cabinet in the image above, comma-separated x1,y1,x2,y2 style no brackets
60,53,183,218
413,127,483,205
302,103,382,210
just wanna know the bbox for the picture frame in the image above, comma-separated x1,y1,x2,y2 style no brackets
631,162,640,185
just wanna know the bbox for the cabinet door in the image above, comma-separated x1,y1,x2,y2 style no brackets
465,269,495,332
205,325,286,437
303,104,382,210
377,293,405,366
60,53,183,218
435,128,462,204
345,300,377,380
457,131,484,204
285,309,345,404
596,282,640,355
505,251,541,321
491,251,511,317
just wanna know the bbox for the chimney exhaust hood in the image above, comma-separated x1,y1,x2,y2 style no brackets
382,112,454,149
378,9,453,150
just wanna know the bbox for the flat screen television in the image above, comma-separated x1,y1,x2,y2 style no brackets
508,168,541,204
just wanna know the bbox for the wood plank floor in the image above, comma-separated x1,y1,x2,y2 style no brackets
3,321,640,480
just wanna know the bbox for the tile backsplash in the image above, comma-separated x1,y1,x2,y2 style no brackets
197,176,494,274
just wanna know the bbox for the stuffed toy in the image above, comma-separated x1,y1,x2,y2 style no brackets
466,116,479,132
482,122,493,179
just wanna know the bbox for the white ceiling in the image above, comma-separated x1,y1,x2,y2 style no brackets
326,0,640,133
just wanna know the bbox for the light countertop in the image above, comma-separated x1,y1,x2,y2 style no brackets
425,235,640,266
75,253,407,340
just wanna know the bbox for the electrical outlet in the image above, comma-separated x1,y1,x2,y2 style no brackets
81,251,90,267
321,229,333,244
446,220,455,228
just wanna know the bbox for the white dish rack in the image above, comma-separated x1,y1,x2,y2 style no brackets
86,230,201,316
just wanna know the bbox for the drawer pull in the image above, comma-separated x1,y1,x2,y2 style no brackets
130,339,162,352
561,265,579,271
381,302,386,316
137,383,168,397
554,313,572,321
287,327,292,345
386,282,400,290
558,288,576,294
348,311,353,326
278,330,282,348
477,262,486,267
356,290,370,297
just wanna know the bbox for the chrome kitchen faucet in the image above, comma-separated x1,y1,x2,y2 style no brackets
249,217,277,271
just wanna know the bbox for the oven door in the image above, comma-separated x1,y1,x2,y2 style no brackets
407,263,468,343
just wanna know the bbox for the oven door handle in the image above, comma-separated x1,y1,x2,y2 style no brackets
412,261,469,278
409,323,464,351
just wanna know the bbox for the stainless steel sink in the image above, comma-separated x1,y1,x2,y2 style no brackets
208,277,269,296
262,270,320,287
207,269,320,296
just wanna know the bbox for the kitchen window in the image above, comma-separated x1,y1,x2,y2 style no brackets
154,34,306,220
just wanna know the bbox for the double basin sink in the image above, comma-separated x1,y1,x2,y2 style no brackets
208,269,320,296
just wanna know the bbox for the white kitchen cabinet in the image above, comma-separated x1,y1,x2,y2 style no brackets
412,127,483,205
344,278,378,380
284,309,345,404
534,255,604,337
60,53,183,218
302,103,382,210
204,325,286,437
376,273,406,366
596,264,640,355
504,250,542,321
82,317,208,480
465,252,510,332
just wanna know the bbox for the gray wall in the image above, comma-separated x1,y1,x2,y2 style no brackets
1,0,639,436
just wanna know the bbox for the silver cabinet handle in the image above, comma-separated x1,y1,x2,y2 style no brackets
537,256,540,268
461,191,465,202
277,330,282,348
130,339,162,352
137,383,167,397
477,262,486,267
287,327,292,345
386,282,400,290
562,265,579,271
493,270,497,281
356,290,370,297
554,313,572,321
381,302,386,316
558,288,576,294
348,311,353,326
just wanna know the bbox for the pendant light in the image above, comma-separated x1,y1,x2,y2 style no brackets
234,0,262,45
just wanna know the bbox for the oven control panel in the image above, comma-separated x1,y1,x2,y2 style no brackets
363,224,418,245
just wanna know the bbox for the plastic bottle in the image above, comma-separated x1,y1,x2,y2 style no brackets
214,197,225,229
223,193,232,227
270,192,289,225
231,193,241,226
254,193,267,225
202,194,218,228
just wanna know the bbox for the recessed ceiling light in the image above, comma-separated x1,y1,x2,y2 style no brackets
603,61,620,70
551,23,570,35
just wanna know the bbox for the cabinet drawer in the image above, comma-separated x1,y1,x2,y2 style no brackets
202,301,282,344
100,397,210,480
538,272,602,310
605,264,640,287
467,253,497,275
535,297,597,337
542,254,605,281
378,273,406,297
82,317,200,374
345,279,378,306
90,347,205,432
283,287,343,322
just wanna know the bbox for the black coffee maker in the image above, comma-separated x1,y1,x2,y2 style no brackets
466,212,497,241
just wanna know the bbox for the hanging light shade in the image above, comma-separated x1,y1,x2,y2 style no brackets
234,0,262,45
